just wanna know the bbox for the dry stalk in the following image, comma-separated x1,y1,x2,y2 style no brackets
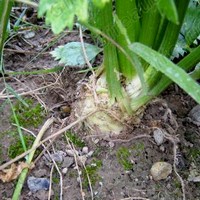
48,165,54,200
153,127,186,200
79,26,99,104
0,82,57,99
65,136,86,200
0,110,97,171
120,197,150,200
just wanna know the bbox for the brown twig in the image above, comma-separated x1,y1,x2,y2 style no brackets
0,110,97,171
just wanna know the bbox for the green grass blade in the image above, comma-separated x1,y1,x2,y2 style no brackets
130,42,200,103
8,98,27,153
156,0,179,24
7,66,63,76
6,83,29,107
0,0,13,70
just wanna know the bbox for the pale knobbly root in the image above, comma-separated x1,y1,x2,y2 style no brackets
71,76,144,136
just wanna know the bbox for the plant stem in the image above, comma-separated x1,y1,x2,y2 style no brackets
12,118,54,200
131,45,200,111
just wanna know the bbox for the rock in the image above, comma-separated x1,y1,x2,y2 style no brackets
50,151,66,163
34,169,47,177
108,141,115,148
93,139,99,144
82,147,89,154
87,150,94,158
188,105,200,125
188,162,200,182
159,145,165,152
27,176,50,192
188,176,200,182
150,162,172,181
62,156,74,168
23,31,35,39
66,149,79,157
62,168,68,175
77,155,87,166
153,129,165,145
33,190,53,200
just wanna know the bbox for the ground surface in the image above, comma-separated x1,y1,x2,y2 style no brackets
0,11,200,200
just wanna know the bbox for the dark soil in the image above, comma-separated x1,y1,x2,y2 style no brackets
0,12,200,200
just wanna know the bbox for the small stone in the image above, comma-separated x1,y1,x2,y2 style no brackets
66,149,79,157
87,150,94,158
109,141,115,148
77,177,81,183
62,168,68,175
82,147,89,154
62,156,74,168
50,151,66,163
159,145,165,152
94,139,99,144
77,155,87,166
150,162,172,181
188,105,200,125
188,176,200,182
34,169,47,177
153,129,165,145
27,176,50,192
23,31,35,39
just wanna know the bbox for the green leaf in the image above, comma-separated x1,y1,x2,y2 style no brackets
38,0,88,34
156,0,179,24
92,0,110,7
181,2,200,45
130,42,200,104
50,42,101,66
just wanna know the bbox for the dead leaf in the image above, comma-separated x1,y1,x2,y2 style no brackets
0,162,34,183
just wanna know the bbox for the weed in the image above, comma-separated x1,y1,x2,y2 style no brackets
11,98,45,128
65,131,85,148
116,146,133,171
82,159,102,188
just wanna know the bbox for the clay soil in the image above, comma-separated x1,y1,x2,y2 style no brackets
0,13,200,200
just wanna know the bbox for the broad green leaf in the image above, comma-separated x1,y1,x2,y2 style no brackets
130,43,200,104
92,0,110,7
181,2,200,45
156,0,179,24
50,42,101,66
38,0,88,34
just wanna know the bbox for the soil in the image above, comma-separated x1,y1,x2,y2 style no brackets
0,10,200,200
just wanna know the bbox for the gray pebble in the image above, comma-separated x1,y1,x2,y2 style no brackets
66,149,78,156
50,151,66,163
87,150,94,158
62,156,74,168
82,146,89,154
27,176,50,192
34,169,47,177
153,129,165,145
150,162,172,181
188,105,200,125
62,168,68,175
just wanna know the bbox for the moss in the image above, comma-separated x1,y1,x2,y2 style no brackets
116,146,133,170
82,159,102,188
188,148,200,160
11,98,46,128
131,142,145,156
65,131,85,148
8,134,35,158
